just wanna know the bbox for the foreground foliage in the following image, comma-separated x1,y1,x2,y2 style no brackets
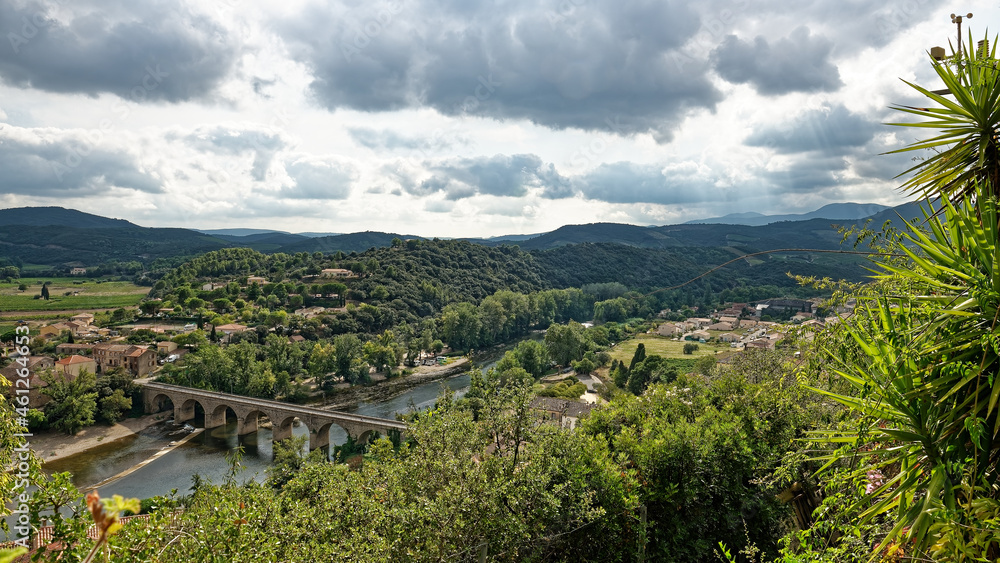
10,348,830,562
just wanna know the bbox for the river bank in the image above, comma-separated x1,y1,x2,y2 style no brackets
321,357,471,410
30,413,169,465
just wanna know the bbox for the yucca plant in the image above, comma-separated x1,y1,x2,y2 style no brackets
808,192,999,556
887,33,1000,205
804,35,1000,558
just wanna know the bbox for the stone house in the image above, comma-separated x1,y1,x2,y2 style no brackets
92,343,156,376
54,355,97,377
530,397,596,430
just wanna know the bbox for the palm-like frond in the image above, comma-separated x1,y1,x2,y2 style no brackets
810,191,1000,553
886,34,1000,205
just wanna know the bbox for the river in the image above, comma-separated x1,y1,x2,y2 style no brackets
40,371,474,501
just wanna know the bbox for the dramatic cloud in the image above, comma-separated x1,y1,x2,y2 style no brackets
277,0,722,141
0,125,162,196
711,27,842,95
0,0,239,101
0,1,982,236
745,105,878,154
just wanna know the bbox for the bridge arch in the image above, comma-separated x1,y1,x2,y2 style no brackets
355,429,380,446
147,393,173,415
310,421,353,451
238,409,266,437
272,414,300,443
175,397,208,425
206,404,237,430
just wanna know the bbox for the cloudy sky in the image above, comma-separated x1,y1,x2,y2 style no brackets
0,0,994,237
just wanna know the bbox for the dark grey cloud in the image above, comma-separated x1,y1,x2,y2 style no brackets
0,1,238,101
745,105,878,154
278,0,722,141
178,126,285,181
573,162,719,205
402,153,571,200
0,127,162,196
764,156,848,193
280,158,356,199
711,27,841,95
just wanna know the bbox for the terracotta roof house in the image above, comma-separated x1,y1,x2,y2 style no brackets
687,330,711,341
707,322,733,331
93,342,156,376
37,324,69,339
54,355,97,377
656,323,683,337
70,313,95,325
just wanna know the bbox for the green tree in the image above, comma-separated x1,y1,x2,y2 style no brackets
509,339,550,378
41,369,97,435
545,322,585,366
628,343,646,371
440,302,480,352
307,342,336,385
99,389,132,424
246,281,262,301
264,333,304,376
333,333,363,384
572,357,595,375
682,343,698,355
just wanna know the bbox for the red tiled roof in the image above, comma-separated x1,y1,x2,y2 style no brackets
55,355,94,365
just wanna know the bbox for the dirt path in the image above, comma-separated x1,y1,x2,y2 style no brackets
0,308,123,319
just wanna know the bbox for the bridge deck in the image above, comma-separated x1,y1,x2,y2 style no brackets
142,381,407,431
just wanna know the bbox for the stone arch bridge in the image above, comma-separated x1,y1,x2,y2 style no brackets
143,381,406,450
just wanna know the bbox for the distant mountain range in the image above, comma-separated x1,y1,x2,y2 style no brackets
685,202,891,226
0,201,934,269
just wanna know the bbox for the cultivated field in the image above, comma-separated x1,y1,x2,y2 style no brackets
608,333,729,364
0,278,147,312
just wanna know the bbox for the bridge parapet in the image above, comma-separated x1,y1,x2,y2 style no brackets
142,382,406,450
